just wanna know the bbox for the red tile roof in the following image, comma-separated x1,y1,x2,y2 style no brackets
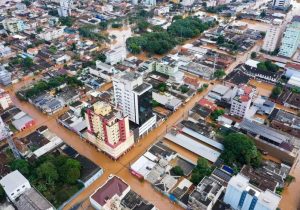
91,176,129,206
198,98,217,111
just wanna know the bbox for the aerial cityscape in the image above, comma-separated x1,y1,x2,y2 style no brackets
0,0,300,209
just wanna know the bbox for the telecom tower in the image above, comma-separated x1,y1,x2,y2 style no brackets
0,118,20,159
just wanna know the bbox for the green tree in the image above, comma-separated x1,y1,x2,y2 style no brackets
59,159,81,184
214,69,226,79
99,21,108,30
49,45,57,54
260,10,266,18
22,57,34,69
170,166,184,176
221,133,261,167
22,0,31,6
10,159,30,176
59,16,74,27
251,52,257,59
96,53,106,62
217,35,225,45
210,109,225,121
0,185,6,203
285,175,295,186
190,158,212,185
36,161,59,183
136,20,150,33
271,86,282,99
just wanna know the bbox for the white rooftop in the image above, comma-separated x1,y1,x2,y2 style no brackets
288,75,300,88
245,59,259,68
0,170,30,194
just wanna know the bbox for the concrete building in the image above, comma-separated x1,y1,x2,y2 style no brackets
58,0,72,17
0,66,11,86
0,88,12,111
37,27,65,41
2,18,25,33
230,84,256,118
85,102,134,160
105,46,127,65
224,174,281,210
278,21,300,58
272,0,291,10
155,57,184,82
188,176,224,210
113,72,156,137
0,116,6,141
262,20,283,53
0,43,13,58
0,170,31,201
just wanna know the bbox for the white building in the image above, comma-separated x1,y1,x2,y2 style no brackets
58,0,73,17
37,27,65,41
2,18,25,33
224,174,281,210
181,0,194,6
0,116,6,141
0,43,13,58
155,57,184,82
278,21,300,58
0,88,12,110
0,66,11,86
262,20,282,53
272,0,291,9
0,170,31,201
230,84,256,118
113,72,156,136
105,46,127,65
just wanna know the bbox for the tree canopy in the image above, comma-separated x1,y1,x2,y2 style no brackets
221,133,261,167
214,69,226,79
10,159,30,176
170,166,184,176
257,61,279,73
190,158,212,185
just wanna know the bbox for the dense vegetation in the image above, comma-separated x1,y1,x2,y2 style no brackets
210,109,225,121
190,158,212,185
270,85,283,99
257,60,279,72
17,75,83,100
78,25,107,42
10,155,83,207
126,16,216,55
170,166,184,176
221,133,262,168
59,16,74,27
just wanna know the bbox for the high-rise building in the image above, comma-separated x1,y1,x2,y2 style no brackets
0,66,12,86
230,84,256,118
57,0,72,17
272,0,291,10
262,20,283,53
278,20,300,58
224,174,281,210
85,101,134,160
113,72,156,137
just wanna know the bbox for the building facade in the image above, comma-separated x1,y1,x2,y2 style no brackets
272,0,291,9
262,23,282,53
113,72,156,136
58,0,73,17
230,84,256,118
2,18,25,33
0,88,12,111
0,66,12,86
85,101,134,160
278,21,300,58
224,174,281,210
105,46,127,65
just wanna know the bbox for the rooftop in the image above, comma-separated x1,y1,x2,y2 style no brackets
91,176,129,206
0,170,29,194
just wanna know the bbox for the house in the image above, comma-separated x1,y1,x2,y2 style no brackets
284,62,300,78
104,46,127,65
188,176,224,210
0,170,31,201
12,112,35,131
0,88,12,111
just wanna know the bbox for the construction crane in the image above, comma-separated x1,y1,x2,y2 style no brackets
0,121,20,159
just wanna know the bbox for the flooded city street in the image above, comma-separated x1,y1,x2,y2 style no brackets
4,73,213,210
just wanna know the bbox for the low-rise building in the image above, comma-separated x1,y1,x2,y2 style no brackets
188,176,224,210
2,18,25,33
0,88,12,111
105,46,127,65
37,27,65,41
0,66,12,86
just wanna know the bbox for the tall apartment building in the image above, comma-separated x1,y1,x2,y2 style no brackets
0,89,12,111
230,84,256,118
0,66,12,86
58,0,72,17
272,0,291,10
113,72,156,137
224,174,281,210
262,20,283,53
278,20,300,58
85,101,134,160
